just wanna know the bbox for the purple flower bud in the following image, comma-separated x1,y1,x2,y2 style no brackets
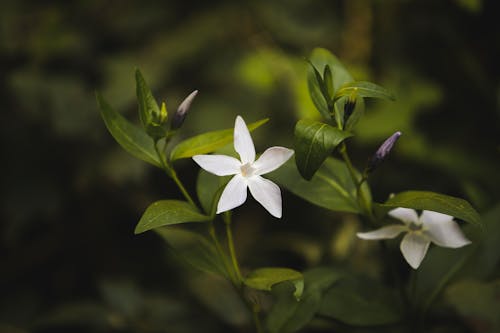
171,90,198,130
367,131,402,172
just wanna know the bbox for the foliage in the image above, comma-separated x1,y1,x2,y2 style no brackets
2,1,499,333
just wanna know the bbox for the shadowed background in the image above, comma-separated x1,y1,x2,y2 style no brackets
1,0,499,332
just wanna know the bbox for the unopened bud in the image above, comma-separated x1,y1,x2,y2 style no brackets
171,90,198,130
367,131,402,172
343,90,357,126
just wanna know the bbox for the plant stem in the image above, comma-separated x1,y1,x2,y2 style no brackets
223,213,243,283
170,168,196,207
154,142,196,207
339,143,374,221
222,213,264,332
208,220,237,284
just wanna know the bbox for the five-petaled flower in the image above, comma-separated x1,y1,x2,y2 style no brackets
193,116,294,218
357,208,471,269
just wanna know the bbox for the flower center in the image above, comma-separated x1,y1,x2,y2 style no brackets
240,163,255,177
408,222,423,231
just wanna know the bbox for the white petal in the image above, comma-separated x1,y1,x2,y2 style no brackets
389,208,420,225
356,225,407,240
192,155,241,176
247,175,282,218
420,210,454,224
253,147,294,175
234,116,255,164
424,219,471,248
400,233,431,269
217,175,248,213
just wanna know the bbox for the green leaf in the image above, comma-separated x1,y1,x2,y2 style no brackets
323,65,334,98
244,267,303,299
318,275,402,326
307,64,331,120
96,92,161,167
155,227,229,277
309,48,354,92
266,267,342,333
445,279,500,332
170,118,269,161
382,191,481,226
334,81,396,102
268,158,371,214
135,200,210,234
135,69,161,128
196,169,231,215
294,119,353,180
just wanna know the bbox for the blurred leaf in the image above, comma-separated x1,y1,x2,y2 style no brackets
155,227,229,277
334,81,395,102
318,275,402,326
135,200,210,234
96,92,161,167
461,203,500,279
267,267,342,333
190,274,249,326
382,191,481,227
170,118,269,161
269,158,371,214
196,169,230,215
34,302,111,330
294,119,352,180
100,280,142,317
445,279,500,333
244,267,303,299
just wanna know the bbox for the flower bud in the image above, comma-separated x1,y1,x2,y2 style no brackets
343,90,357,126
171,90,198,130
366,131,402,172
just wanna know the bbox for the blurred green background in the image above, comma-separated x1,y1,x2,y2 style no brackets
1,0,499,332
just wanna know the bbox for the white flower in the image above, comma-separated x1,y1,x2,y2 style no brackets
357,208,471,269
192,116,294,218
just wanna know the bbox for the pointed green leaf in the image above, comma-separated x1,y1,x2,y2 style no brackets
155,227,229,277
96,92,161,167
170,118,269,161
294,119,353,180
135,200,210,234
334,81,396,102
307,63,331,120
323,65,334,98
244,268,303,299
382,191,481,226
268,158,371,214
135,69,161,127
309,48,354,93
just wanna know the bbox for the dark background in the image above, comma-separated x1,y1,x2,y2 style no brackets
1,0,499,332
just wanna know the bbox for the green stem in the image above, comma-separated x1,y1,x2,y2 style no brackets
170,168,196,207
154,142,196,207
208,220,237,284
252,302,263,333
223,213,243,283
339,143,374,222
